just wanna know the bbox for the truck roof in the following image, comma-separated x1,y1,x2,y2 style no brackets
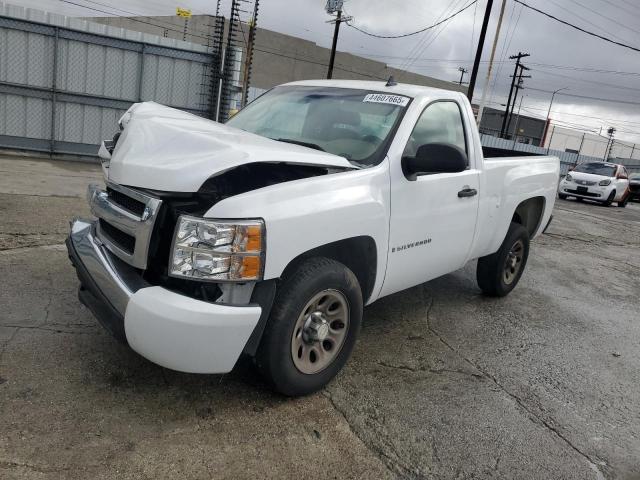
281,79,466,101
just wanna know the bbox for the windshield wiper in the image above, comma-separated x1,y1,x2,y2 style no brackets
274,138,325,152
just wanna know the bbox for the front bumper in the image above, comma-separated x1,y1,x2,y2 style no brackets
66,219,262,373
558,180,612,200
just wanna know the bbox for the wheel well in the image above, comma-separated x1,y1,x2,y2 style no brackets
281,236,377,303
512,197,545,237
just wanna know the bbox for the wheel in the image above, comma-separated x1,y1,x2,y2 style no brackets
618,192,629,208
477,222,530,297
603,190,616,207
558,193,568,200
575,197,584,202
256,257,363,396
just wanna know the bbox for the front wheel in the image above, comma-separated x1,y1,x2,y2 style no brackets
256,257,363,396
603,190,616,207
477,222,530,297
618,192,629,208
558,193,568,200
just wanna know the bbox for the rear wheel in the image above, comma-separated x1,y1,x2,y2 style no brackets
477,222,530,297
256,257,363,396
603,190,616,207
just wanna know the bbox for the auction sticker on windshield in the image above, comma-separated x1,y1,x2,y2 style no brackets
363,93,410,107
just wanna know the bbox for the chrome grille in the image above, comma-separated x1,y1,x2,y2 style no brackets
88,182,162,269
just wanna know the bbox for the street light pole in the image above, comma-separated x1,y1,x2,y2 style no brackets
541,87,567,146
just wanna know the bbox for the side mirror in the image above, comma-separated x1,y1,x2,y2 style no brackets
402,143,468,180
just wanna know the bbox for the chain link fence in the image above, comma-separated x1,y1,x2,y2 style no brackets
0,9,221,157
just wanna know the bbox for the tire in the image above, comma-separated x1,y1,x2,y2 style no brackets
575,197,584,202
477,222,530,297
603,190,616,207
256,257,363,396
618,192,629,208
558,193,568,200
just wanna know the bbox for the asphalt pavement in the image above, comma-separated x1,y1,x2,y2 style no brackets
1,156,639,479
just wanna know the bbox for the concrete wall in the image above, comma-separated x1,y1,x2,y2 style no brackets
87,15,467,94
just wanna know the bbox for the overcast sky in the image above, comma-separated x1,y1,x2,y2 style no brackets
10,0,640,144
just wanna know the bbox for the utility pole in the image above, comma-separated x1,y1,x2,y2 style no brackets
577,132,586,165
511,94,525,148
500,52,529,137
505,64,530,137
327,9,342,79
458,67,468,85
326,1,351,79
467,0,493,102
546,124,555,154
476,0,507,125
604,127,616,160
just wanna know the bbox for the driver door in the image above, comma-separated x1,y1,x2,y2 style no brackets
381,100,480,297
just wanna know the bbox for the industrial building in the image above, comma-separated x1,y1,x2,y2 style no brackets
543,125,640,162
476,106,547,146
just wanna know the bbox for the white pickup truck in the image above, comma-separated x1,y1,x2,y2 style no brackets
67,80,559,396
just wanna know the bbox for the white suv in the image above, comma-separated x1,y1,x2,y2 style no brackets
558,161,630,207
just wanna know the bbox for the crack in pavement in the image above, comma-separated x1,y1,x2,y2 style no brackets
323,389,415,479
377,360,483,380
0,324,97,335
0,328,20,368
421,286,607,480
0,459,74,474
0,243,67,254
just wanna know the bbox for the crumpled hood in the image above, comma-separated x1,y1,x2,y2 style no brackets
107,102,355,192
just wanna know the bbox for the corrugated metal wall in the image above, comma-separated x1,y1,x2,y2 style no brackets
0,3,220,156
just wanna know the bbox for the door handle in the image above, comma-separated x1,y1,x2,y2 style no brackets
458,187,478,198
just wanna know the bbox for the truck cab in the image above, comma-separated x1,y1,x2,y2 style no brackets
67,80,559,396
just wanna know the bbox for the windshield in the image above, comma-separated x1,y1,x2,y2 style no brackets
572,162,616,177
226,86,409,166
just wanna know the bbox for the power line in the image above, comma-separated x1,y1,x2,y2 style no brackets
403,0,470,72
58,0,213,42
344,0,477,38
526,86,640,106
565,0,640,37
528,62,640,77
253,47,387,80
395,0,468,73
530,68,640,93
544,0,629,43
512,0,640,53
484,99,640,128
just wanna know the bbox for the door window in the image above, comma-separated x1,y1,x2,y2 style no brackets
403,101,467,160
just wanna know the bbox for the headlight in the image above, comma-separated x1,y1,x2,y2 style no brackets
565,174,572,182
599,179,611,186
169,216,264,281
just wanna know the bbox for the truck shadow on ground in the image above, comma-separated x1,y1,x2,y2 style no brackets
75,265,485,408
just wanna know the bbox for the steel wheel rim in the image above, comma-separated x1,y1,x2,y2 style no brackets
291,289,350,375
503,239,524,285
